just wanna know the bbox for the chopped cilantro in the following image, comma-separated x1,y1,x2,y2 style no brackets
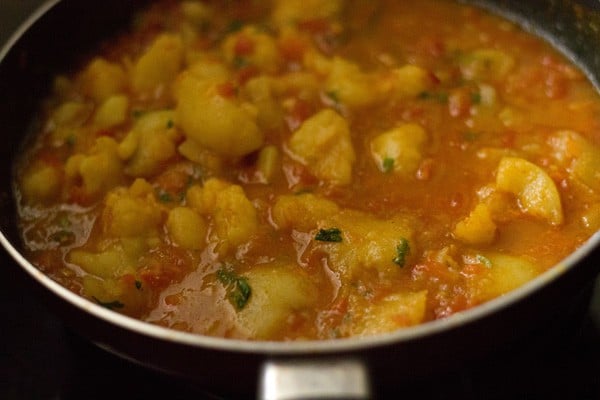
65,134,76,146
132,109,145,118
393,238,410,267
93,297,124,310
157,190,173,203
166,119,174,129
226,19,243,33
471,92,482,104
315,228,343,242
463,131,479,141
233,56,248,68
418,91,448,103
325,91,340,104
382,157,395,173
476,254,493,268
217,267,252,310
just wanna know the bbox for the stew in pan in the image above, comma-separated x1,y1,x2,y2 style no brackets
14,0,600,341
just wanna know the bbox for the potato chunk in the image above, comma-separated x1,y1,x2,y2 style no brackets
350,291,428,337
467,252,538,304
317,210,414,279
454,203,497,245
459,49,515,81
322,57,384,108
496,157,563,225
288,109,356,185
79,58,127,103
549,130,600,192
237,265,318,339
132,34,184,94
272,193,340,231
174,71,263,156
166,207,207,250
93,95,129,129
65,137,124,199
370,123,427,175
212,185,259,253
118,110,179,177
20,163,61,203
101,179,163,238
222,27,282,74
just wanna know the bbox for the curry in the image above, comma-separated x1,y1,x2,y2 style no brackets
14,0,600,340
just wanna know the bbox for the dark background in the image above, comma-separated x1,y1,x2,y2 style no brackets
1,1,600,399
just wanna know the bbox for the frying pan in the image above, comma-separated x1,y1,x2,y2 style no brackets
1,0,599,398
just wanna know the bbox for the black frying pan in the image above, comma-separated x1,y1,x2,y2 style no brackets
1,1,599,398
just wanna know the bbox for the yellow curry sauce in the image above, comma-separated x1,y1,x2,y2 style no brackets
15,0,600,340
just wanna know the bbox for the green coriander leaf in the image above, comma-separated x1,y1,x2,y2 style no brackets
393,238,410,267
383,157,395,173
315,228,343,242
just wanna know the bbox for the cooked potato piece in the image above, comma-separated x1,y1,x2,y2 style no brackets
174,71,263,156
93,95,129,129
454,203,497,245
390,65,433,99
222,27,282,74
459,49,515,81
69,243,136,279
496,157,563,225
549,130,600,192
83,275,147,315
212,185,258,253
79,58,128,103
20,163,61,203
288,109,356,185
370,123,428,175
351,291,428,336
271,0,343,27
177,139,222,172
166,207,207,250
324,57,384,108
271,193,340,231
51,101,93,128
101,179,163,238
467,252,538,304
118,110,179,177
186,178,230,215
242,76,284,131
317,210,414,279
65,137,124,199
132,34,184,94
237,265,318,339
256,145,280,183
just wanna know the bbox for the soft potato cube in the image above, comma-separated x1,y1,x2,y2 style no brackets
351,291,428,337
69,246,135,279
174,71,263,156
242,76,284,132
93,95,129,129
83,275,147,315
177,139,223,172
212,185,258,253
222,27,282,74
271,193,340,231
20,163,61,203
460,49,515,81
256,145,280,184
186,61,230,84
180,1,213,26
166,207,207,250
132,34,184,94
118,110,179,177
237,265,318,339
548,130,600,192
186,178,230,215
271,0,343,27
572,149,600,192
370,123,427,175
288,109,356,185
454,203,497,245
51,101,93,128
467,252,538,304
317,210,414,279
390,65,432,98
65,137,124,198
323,57,383,108
101,179,162,238
496,157,563,225
79,58,127,103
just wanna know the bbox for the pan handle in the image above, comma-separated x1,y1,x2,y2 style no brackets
258,357,371,400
